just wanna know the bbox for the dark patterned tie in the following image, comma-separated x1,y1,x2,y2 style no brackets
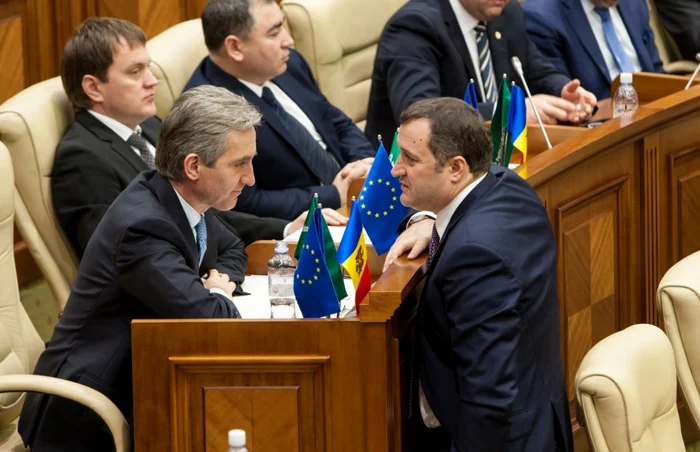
195,216,207,266
127,132,155,169
428,224,440,266
261,87,341,185
474,22,497,103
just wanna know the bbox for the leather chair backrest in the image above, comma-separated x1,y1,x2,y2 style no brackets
0,77,78,309
0,141,45,428
281,0,408,130
147,19,208,120
647,0,697,73
575,324,685,452
657,251,700,434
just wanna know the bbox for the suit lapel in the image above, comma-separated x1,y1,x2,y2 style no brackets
563,0,610,82
75,111,150,173
148,172,199,269
617,2,652,70
438,0,478,97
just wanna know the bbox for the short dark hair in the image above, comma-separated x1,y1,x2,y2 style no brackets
201,0,275,51
399,97,492,175
61,17,146,111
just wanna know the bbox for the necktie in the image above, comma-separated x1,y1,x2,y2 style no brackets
594,8,635,74
428,224,440,266
474,22,497,103
127,132,155,169
195,216,207,266
260,86,341,185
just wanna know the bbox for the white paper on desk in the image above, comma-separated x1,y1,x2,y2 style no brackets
284,225,373,245
237,274,356,319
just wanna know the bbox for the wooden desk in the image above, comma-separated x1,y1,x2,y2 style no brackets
132,73,700,451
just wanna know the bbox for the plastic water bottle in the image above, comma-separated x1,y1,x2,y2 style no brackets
228,429,248,452
612,72,638,118
268,240,297,319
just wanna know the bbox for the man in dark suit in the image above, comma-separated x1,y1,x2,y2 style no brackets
391,97,572,451
19,85,261,451
184,0,376,221
365,0,598,148
654,0,700,62
524,0,664,100
52,18,333,256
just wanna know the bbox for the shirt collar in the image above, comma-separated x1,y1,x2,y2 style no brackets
449,0,480,33
173,188,204,230
239,79,278,98
435,172,487,239
580,0,597,14
88,110,142,142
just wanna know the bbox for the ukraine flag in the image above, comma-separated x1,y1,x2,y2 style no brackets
506,85,527,165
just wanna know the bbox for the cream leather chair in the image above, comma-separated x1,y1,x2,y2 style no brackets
0,142,130,451
575,324,685,451
281,0,407,130
0,77,78,310
147,19,208,120
657,251,700,435
648,0,697,74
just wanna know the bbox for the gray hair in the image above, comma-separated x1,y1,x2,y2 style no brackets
156,85,262,181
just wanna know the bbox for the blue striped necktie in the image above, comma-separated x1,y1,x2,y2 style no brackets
195,216,207,266
261,87,341,185
594,7,634,74
474,22,496,103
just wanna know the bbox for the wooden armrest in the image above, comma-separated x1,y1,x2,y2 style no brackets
0,374,130,452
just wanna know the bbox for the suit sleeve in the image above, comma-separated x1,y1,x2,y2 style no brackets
213,209,287,244
377,10,445,123
51,145,127,257
523,8,574,80
442,242,522,451
115,217,240,319
296,55,375,162
209,213,247,284
234,184,340,220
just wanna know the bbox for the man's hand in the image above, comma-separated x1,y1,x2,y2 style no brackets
334,158,374,206
286,208,348,236
202,269,236,295
527,95,577,124
382,218,434,272
560,79,597,123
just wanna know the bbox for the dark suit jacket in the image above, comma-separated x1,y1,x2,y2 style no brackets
523,0,664,99
51,111,288,254
184,51,375,220
365,0,570,148
419,167,572,451
654,0,700,62
19,171,247,451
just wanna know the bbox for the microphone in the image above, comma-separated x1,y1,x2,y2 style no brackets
684,53,700,90
511,56,552,149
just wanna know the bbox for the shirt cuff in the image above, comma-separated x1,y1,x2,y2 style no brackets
282,222,292,238
209,288,240,314
407,211,436,228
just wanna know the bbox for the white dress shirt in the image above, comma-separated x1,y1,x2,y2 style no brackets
580,0,642,81
88,110,156,158
419,172,487,427
240,79,328,150
173,189,238,307
448,0,491,102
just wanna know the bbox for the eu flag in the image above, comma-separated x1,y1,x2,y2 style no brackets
463,79,479,110
293,209,341,318
357,145,409,255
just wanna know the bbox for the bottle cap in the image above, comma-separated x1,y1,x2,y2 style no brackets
620,72,633,84
274,240,289,254
228,429,246,447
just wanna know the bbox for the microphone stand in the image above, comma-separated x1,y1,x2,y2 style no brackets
511,56,552,149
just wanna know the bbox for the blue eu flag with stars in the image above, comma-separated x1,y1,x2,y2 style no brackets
293,208,341,318
358,144,409,255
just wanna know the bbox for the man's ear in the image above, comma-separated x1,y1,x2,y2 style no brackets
448,156,467,182
223,35,245,63
82,75,104,105
182,153,201,181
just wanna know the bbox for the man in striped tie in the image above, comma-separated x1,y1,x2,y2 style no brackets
366,0,599,149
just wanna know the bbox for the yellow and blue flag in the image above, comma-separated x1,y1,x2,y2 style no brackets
293,208,341,318
357,144,408,255
506,84,527,165
337,202,371,314
463,79,479,110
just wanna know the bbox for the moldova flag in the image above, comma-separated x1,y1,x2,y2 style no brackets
337,202,371,314
506,84,527,165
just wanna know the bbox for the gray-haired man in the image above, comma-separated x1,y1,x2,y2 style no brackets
19,86,257,452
